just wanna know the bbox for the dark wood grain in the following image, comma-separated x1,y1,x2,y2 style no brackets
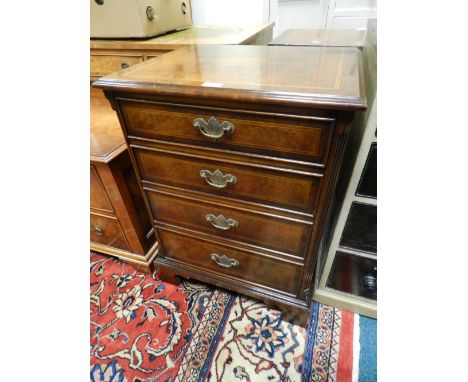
120,99,334,164
134,147,322,213
146,188,313,258
158,228,303,295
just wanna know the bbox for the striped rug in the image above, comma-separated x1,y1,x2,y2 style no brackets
90,252,376,382
302,303,376,381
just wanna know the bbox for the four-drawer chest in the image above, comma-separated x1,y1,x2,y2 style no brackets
94,45,366,324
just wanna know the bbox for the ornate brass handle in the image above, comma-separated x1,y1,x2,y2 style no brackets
211,253,239,268
193,116,235,140
94,225,103,237
200,169,237,189
206,214,238,230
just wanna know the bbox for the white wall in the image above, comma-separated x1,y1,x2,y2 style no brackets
191,0,269,26
190,0,376,37
327,0,376,28
273,0,329,35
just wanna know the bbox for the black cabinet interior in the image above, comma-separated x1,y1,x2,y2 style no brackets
356,142,377,198
326,251,377,300
340,202,377,254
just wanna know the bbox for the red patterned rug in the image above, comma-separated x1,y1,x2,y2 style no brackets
90,252,373,382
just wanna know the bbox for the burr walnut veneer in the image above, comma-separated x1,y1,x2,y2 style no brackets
94,45,366,324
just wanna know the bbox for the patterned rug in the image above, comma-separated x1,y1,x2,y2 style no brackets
90,252,376,382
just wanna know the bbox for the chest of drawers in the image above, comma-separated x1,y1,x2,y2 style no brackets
94,45,366,325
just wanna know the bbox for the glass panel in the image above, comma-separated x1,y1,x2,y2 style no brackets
356,143,377,198
326,251,377,300
340,202,376,254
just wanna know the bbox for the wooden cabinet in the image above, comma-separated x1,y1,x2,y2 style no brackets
94,44,366,325
90,88,158,272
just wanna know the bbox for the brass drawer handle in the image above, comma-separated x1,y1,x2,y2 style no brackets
206,214,238,230
211,253,239,268
193,116,235,140
146,6,155,21
200,169,237,189
94,225,103,237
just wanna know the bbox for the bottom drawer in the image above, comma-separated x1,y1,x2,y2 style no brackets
90,213,131,251
158,229,303,295
326,251,377,300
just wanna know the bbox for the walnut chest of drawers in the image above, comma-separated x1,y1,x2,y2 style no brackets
94,45,366,324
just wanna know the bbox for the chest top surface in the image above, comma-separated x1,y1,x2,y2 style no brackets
94,45,366,111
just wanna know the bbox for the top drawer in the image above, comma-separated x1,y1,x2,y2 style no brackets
119,100,335,165
91,54,143,78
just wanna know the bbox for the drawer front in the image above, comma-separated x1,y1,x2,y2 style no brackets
134,148,322,213
159,229,303,295
90,54,143,77
90,166,113,212
146,190,312,257
120,100,334,164
90,213,130,251
326,251,377,300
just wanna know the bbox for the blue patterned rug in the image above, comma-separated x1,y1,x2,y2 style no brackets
90,252,376,381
